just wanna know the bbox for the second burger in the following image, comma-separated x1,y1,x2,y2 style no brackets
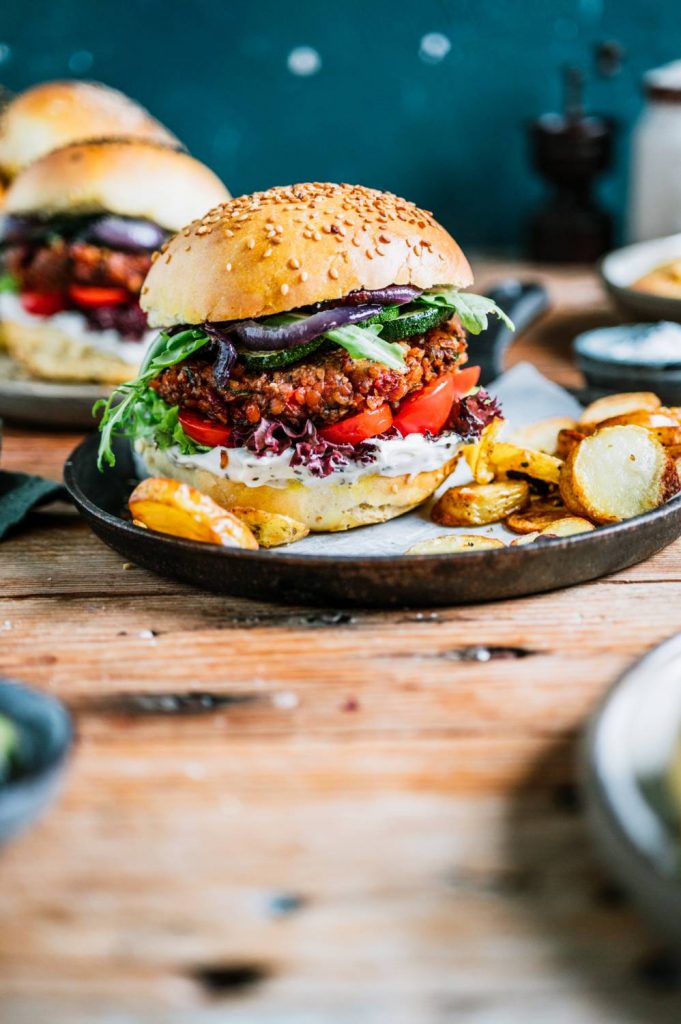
0,139,230,383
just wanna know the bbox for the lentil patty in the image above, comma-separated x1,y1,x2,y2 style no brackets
5,241,152,294
151,320,467,430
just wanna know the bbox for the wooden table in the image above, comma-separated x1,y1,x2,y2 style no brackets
2,262,681,1024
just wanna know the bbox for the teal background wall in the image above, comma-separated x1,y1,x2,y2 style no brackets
1,1,680,250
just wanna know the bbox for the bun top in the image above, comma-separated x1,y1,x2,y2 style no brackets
4,139,231,232
141,182,473,326
0,80,180,178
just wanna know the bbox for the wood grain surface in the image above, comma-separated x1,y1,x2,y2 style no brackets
1,262,681,1024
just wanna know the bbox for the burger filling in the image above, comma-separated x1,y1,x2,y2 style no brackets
0,213,168,349
96,285,510,481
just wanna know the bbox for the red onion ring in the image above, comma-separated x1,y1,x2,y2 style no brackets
315,285,422,308
223,304,384,352
84,216,168,252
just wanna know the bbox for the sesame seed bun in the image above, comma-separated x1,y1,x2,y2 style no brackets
135,437,459,533
4,139,231,232
0,80,180,179
141,182,473,327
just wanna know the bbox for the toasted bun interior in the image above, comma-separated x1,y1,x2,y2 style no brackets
4,139,231,232
3,318,146,385
141,182,473,326
136,438,458,532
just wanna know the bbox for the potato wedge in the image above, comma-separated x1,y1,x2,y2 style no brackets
432,480,529,527
597,409,679,430
510,532,541,546
578,392,661,429
559,425,680,524
406,534,505,555
509,416,577,455
556,429,587,460
505,507,574,534
540,516,595,537
129,478,259,549
228,506,309,547
488,443,563,484
462,417,504,484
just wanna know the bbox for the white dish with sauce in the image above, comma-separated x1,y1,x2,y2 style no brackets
600,233,681,322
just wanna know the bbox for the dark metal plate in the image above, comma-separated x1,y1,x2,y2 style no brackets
64,434,681,608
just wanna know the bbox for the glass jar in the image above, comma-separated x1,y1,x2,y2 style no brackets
630,60,681,242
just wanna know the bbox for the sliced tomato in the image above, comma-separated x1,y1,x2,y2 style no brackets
393,366,481,437
320,403,393,446
69,285,130,307
20,291,67,316
450,364,481,397
179,411,232,447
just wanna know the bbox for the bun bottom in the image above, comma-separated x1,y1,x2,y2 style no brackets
3,319,142,385
136,438,459,533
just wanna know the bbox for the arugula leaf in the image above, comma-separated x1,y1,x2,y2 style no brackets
419,288,515,335
324,322,406,371
95,328,211,470
130,390,210,456
0,272,18,294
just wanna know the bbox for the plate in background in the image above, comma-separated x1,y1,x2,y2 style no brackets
0,355,107,429
64,434,681,608
600,233,681,322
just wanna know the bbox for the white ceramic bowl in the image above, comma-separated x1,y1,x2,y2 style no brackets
600,234,681,322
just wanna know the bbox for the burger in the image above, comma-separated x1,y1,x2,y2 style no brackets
97,182,511,532
0,140,230,383
0,80,180,192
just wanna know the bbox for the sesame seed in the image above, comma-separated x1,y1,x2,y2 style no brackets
288,257,300,269
300,271,309,282
375,246,385,256
263,248,273,258
313,231,322,241
247,238,255,249
329,266,339,279
226,262,232,271
280,283,289,295
365,249,373,260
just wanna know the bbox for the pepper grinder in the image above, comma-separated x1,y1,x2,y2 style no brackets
527,63,616,263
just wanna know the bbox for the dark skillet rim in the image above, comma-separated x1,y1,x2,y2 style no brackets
64,433,681,568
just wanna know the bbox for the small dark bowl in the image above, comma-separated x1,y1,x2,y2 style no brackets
600,234,681,323
584,633,681,946
0,680,72,845
574,323,681,405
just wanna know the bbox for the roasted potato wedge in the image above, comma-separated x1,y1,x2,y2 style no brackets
556,428,588,459
509,416,577,455
432,480,529,527
559,425,680,524
462,417,504,484
488,443,563,484
510,532,541,546
129,478,259,549
505,507,574,534
578,392,661,429
406,534,505,555
540,516,595,537
228,506,309,547
597,409,680,431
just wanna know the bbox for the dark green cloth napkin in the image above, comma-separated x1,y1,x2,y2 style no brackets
0,470,67,540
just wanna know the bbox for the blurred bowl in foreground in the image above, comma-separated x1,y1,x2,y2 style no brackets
585,633,681,945
0,680,72,845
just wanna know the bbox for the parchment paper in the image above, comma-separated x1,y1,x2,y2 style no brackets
290,362,583,556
